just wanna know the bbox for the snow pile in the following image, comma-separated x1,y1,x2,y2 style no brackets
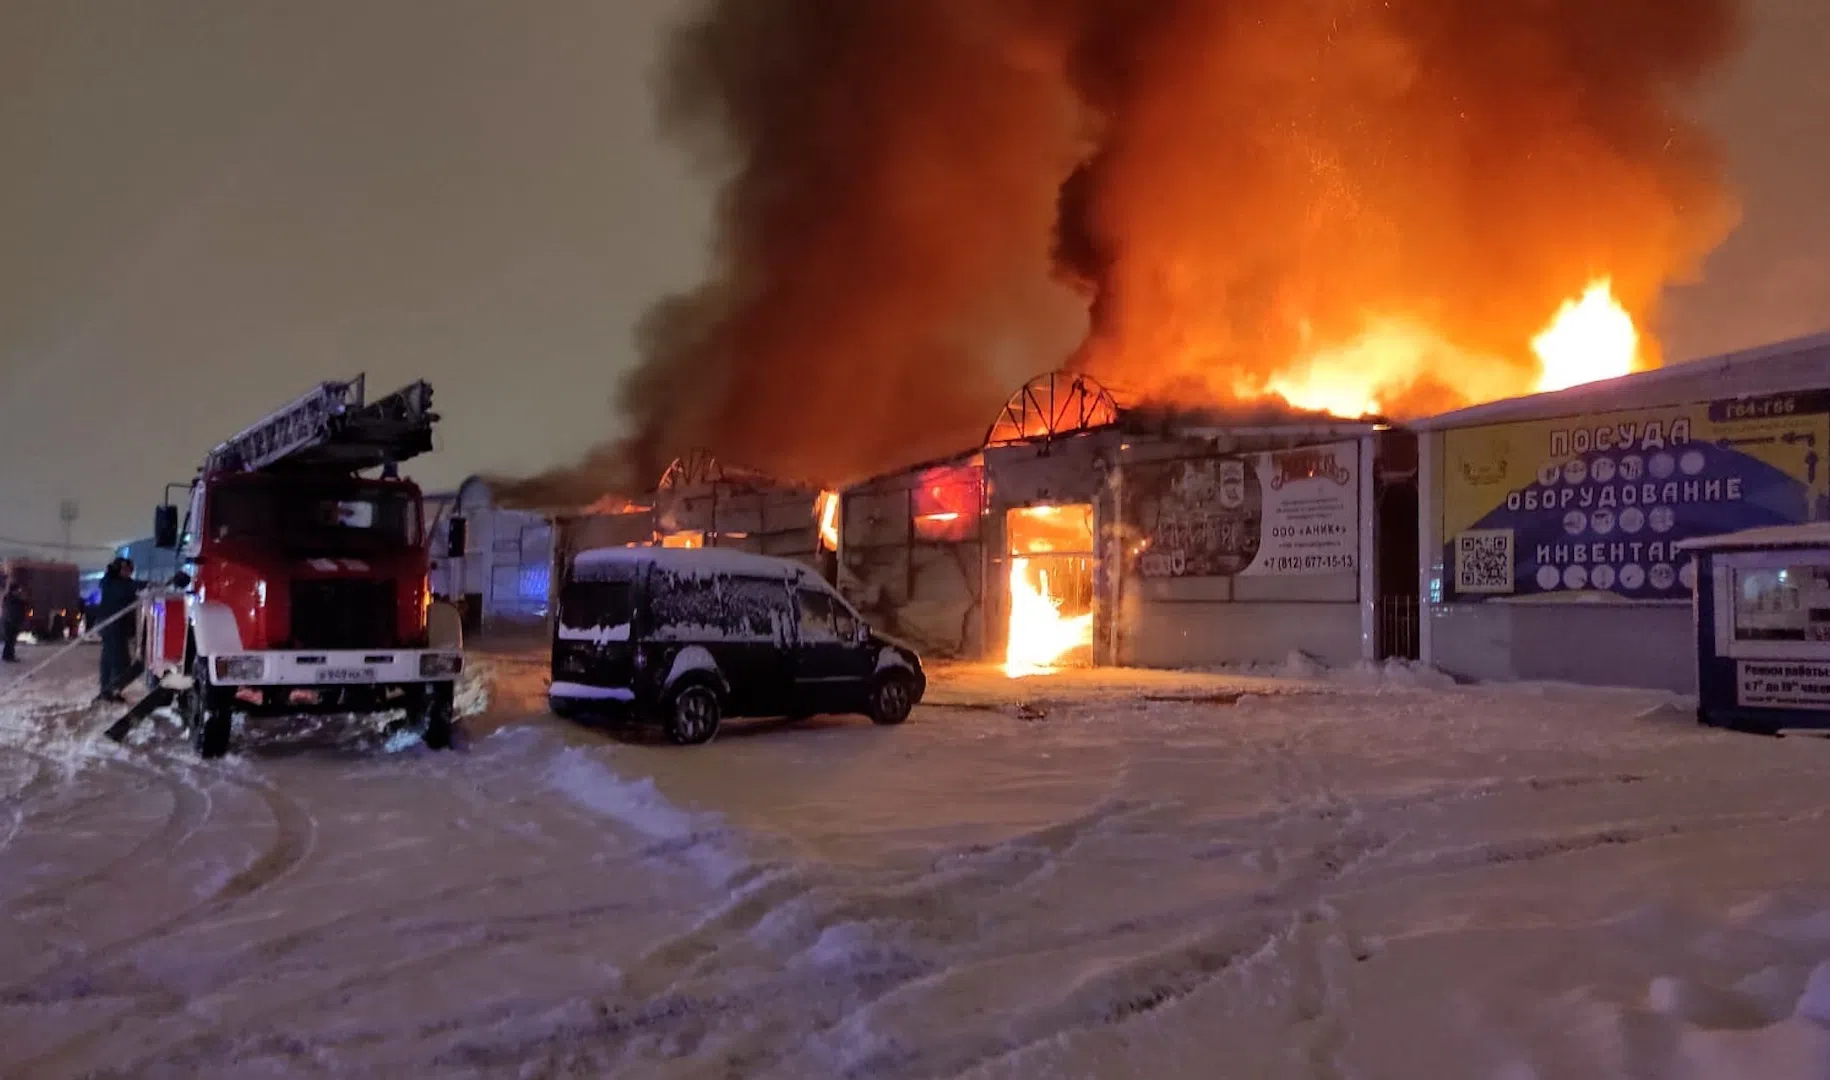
543,747,742,885
556,622,631,644
1639,963,1830,1079
453,658,493,718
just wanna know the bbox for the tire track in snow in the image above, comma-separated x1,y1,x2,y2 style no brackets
399,798,1169,1077
500,762,1675,1078
632,796,1156,986
98,891,663,1080
1,754,321,1077
4,752,213,918
24,735,707,1077
1364,805,1829,884
0,749,58,861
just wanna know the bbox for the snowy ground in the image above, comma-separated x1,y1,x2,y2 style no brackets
5,642,1830,1079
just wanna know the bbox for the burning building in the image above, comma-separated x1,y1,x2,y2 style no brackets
835,371,1421,674
1416,330,1830,694
550,450,832,582
491,0,1760,686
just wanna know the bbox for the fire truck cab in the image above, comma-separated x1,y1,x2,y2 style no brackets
140,376,464,758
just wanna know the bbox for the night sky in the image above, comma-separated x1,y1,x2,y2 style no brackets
1,0,1826,556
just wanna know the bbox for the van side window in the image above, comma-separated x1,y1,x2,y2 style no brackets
796,589,838,642
831,598,857,640
726,577,791,640
650,572,718,637
650,570,789,642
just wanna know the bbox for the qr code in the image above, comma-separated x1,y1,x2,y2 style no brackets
1454,529,1515,594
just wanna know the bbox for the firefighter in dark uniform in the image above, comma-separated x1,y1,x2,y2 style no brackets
94,558,145,702
1,580,26,663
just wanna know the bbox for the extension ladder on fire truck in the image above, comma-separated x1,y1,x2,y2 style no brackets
203,374,437,476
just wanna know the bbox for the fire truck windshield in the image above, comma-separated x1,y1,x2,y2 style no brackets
208,483,421,553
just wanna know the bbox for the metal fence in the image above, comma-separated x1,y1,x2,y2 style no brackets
1377,595,1420,661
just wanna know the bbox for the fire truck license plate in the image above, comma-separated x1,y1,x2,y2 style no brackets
315,667,376,684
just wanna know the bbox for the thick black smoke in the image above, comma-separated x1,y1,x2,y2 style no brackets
498,0,1742,507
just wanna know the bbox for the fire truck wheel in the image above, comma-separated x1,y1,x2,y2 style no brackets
418,684,456,750
184,666,232,759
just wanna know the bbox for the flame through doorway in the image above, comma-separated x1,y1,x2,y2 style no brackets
1005,505,1096,677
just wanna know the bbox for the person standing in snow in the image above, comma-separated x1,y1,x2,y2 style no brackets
94,558,145,702
1,580,26,663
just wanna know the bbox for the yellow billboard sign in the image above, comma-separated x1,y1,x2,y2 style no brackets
1441,390,1829,601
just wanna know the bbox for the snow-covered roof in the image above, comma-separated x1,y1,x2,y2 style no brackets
1674,522,1830,553
572,545,817,581
1415,329,1830,432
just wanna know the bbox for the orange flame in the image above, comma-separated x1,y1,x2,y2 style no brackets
1004,558,1094,677
1234,279,1640,419
1531,279,1638,393
815,490,840,551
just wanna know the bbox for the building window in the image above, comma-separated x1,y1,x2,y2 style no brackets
1732,564,1830,643
912,475,981,542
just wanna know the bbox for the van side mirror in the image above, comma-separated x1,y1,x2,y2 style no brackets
153,505,179,549
446,517,466,558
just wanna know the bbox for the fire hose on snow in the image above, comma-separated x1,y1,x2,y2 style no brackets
0,602,141,702
0,602,198,744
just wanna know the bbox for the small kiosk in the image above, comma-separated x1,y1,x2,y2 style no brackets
1680,523,1830,734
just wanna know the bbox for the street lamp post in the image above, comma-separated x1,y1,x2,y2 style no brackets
59,500,78,562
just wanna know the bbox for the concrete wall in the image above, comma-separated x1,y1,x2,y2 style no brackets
1125,598,1363,668
1428,601,1695,692
839,455,986,659
983,432,1116,506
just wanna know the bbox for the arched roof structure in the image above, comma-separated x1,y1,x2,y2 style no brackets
984,371,1121,446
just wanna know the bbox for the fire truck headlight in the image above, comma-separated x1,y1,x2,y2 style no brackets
419,653,462,678
213,655,266,681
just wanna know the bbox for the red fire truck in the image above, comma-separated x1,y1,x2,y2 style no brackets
138,376,465,758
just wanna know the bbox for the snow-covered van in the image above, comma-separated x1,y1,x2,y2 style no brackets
549,547,924,744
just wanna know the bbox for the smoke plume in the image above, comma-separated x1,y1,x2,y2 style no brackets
498,0,1742,507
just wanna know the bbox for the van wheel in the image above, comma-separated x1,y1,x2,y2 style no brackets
868,672,915,726
666,684,722,745
186,661,232,759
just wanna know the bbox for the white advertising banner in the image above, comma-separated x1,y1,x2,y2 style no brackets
1240,442,1359,576
1128,440,1360,578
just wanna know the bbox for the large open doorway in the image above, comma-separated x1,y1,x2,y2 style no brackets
1005,504,1096,675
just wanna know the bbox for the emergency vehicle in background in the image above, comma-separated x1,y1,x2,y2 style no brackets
1,558,81,640
139,375,465,758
